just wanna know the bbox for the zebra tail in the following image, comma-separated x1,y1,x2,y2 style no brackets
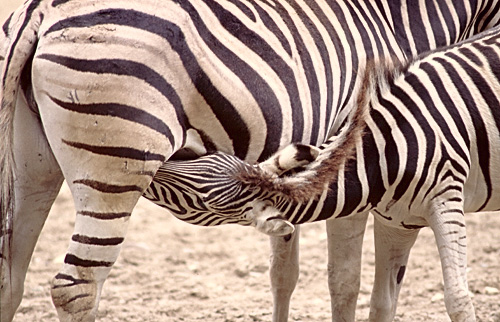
1,1,43,254
235,103,367,203
235,60,395,203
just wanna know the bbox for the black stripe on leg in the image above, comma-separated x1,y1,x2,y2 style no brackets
73,179,143,193
400,222,426,230
72,234,124,246
77,211,131,220
65,293,92,305
64,254,113,267
52,273,91,289
397,266,406,284
443,220,466,227
48,95,175,144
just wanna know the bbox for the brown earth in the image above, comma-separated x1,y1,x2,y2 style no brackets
2,2,500,321
11,183,500,322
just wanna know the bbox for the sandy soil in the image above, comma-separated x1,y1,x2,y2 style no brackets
2,2,500,321
10,183,500,322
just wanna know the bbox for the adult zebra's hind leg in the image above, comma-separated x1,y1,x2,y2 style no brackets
43,129,166,321
31,78,171,321
1,92,64,322
42,129,167,321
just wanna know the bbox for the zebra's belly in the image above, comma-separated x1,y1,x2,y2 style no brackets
463,186,500,213
372,202,429,230
463,161,500,213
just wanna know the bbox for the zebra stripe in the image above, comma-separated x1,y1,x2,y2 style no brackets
228,23,500,320
1,1,500,322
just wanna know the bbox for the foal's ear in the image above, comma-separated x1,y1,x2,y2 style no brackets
258,143,320,176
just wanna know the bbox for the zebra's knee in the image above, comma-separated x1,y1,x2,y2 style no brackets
368,281,398,321
444,291,475,322
327,264,359,299
51,269,99,322
327,264,359,322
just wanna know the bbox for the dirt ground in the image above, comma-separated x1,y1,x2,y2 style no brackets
10,183,500,322
2,2,500,321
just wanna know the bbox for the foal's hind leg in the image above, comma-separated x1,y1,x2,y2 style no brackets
0,92,64,322
428,203,474,321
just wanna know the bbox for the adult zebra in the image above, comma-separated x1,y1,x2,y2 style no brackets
1,0,500,321
165,24,500,321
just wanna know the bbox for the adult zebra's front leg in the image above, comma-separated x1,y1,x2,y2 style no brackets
269,226,300,322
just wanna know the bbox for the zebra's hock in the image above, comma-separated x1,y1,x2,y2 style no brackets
51,269,99,321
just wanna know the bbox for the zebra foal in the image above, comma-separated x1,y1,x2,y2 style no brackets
165,27,500,321
228,26,500,321
2,0,500,321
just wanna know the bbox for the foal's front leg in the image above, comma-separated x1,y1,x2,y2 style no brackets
326,212,369,322
269,226,300,322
